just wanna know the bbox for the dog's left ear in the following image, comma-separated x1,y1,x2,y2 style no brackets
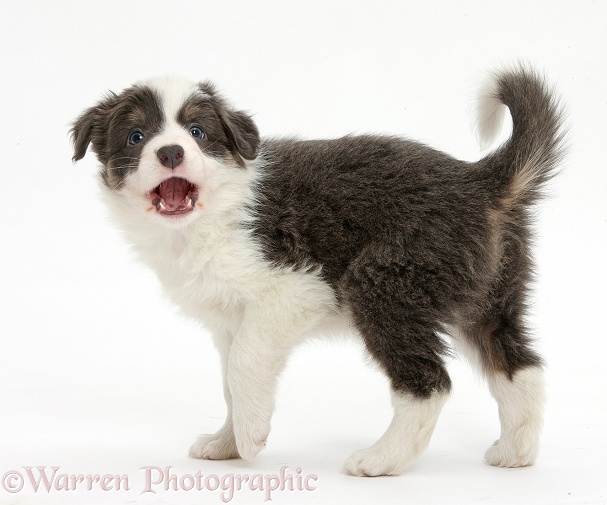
200,82,260,165
70,92,118,162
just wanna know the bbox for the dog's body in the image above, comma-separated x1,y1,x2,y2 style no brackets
72,67,564,476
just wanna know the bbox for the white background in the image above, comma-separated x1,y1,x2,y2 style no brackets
1,1,606,504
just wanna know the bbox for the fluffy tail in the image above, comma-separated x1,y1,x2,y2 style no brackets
476,65,566,207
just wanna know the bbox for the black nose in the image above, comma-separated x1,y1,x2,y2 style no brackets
157,145,184,169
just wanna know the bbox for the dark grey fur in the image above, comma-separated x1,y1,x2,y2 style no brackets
252,67,564,397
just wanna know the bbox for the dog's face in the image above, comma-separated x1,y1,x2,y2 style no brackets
71,77,260,227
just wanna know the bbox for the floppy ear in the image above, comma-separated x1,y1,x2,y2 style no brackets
71,106,96,162
70,92,118,162
200,82,260,165
219,106,260,162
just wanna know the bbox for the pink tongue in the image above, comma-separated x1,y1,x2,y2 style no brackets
159,178,190,208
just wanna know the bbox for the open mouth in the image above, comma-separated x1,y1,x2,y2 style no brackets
148,177,199,216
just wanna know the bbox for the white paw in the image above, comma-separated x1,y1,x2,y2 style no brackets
484,438,538,468
234,430,268,461
189,432,239,460
232,412,270,460
344,446,408,477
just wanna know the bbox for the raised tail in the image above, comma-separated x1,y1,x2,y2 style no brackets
476,65,567,207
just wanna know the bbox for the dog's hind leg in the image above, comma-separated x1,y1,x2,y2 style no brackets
455,231,545,467
456,311,545,467
344,388,448,477
340,244,452,476
485,367,544,467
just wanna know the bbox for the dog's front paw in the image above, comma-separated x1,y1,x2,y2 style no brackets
344,446,408,477
232,421,269,461
236,436,267,460
189,432,240,460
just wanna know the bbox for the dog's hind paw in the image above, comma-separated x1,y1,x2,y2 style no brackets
484,438,538,468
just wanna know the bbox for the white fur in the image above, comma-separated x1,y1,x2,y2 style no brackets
145,75,205,119
101,79,340,463
449,325,544,467
485,367,545,467
104,161,339,459
344,390,447,476
476,75,508,151
126,78,206,217
189,329,239,460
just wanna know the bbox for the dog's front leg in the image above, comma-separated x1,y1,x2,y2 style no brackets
189,331,240,460
228,303,301,460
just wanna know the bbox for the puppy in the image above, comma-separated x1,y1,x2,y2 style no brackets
71,66,564,476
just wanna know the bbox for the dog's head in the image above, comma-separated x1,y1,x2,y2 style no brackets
71,77,260,227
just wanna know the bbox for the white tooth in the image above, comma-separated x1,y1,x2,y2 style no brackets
158,200,166,211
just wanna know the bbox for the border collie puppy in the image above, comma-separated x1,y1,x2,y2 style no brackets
71,66,564,476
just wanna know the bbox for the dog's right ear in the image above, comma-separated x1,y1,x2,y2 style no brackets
70,92,118,162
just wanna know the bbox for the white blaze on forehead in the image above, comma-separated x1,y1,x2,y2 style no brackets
126,76,210,200
142,76,206,125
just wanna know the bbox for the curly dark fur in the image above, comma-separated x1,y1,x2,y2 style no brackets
251,67,564,395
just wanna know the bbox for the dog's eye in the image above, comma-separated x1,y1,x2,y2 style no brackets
189,125,205,139
128,130,144,146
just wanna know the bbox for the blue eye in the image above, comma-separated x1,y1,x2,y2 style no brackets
189,125,205,139
128,130,144,146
